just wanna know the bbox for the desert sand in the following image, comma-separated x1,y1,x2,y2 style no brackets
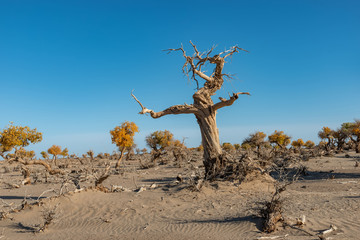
0,151,359,240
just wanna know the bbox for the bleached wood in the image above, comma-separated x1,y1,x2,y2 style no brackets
318,225,338,239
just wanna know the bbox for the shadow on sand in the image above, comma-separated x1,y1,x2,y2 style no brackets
0,195,46,200
176,215,263,232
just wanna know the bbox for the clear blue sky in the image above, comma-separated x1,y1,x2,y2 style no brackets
1,0,359,156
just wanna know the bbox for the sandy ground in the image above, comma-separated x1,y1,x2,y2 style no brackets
0,152,359,240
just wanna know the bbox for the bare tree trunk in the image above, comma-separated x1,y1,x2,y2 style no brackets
115,148,125,169
151,150,162,164
195,112,224,179
53,156,58,166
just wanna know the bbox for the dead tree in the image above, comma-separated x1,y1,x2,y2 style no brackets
132,42,249,179
8,157,64,175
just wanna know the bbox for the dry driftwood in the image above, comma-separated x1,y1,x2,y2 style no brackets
9,157,64,175
295,215,306,226
94,166,111,186
21,167,31,185
318,225,338,239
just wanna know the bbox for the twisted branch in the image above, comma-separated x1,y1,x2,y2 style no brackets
213,92,250,111
131,91,154,115
131,91,199,119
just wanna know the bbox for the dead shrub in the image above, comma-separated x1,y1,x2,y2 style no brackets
257,166,300,233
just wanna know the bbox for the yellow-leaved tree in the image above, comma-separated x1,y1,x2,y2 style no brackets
0,123,42,159
17,147,36,159
318,126,334,151
233,144,241,151
110,121,139,168
222,142,235,152
345,120,360,153
40,151,49,159
0,123,63,177
242,131,268,157
145,130,173,162
145,130,173,151
47,145,62,165
268,130,291,150
291,138,305,151
61,147,69,158
304,140,315,149
241,143,251,151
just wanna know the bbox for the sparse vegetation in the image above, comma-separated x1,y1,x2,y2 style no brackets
37,204,59,232
47,145,62,165
110,121,139,169
146,130,173,152
348,120,360,153
40,151,49,160
0,123,42,159
258,166,301,233
0,119,359,237
318,127,334,152
145,130,173,164
242,131,268,157
61,148,69,158
222,142,235,152
268,130,291,150
304,140,315,149
291,138,304,152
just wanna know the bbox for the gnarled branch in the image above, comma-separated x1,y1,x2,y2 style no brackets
131,91,154,115
131,91,199,119
212,92,250,111
95,166,111,187
164,42,214,83
9,157,64,175
220,46,249,59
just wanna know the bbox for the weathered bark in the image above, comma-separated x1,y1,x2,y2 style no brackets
195,113,224,178
53,155,58,166
196,93,250,178
132,42,249,179
115,147,125,169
